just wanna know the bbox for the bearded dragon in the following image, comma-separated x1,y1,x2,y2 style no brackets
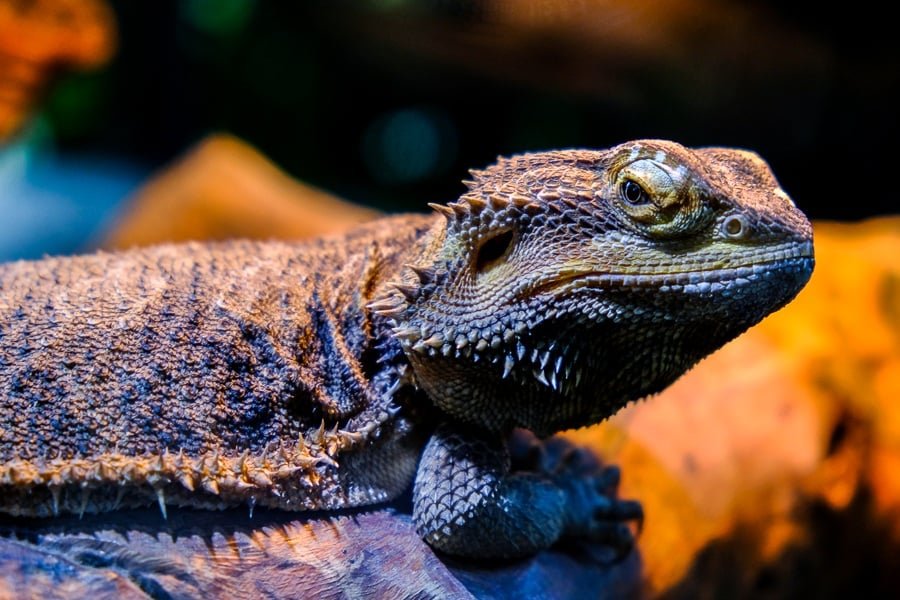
0,140,814,559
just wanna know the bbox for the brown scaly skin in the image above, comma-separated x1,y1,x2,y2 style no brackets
0,140,814,560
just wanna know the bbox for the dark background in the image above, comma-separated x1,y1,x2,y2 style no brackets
46,0,899,221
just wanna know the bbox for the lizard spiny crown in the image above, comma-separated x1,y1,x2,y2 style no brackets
373,140,814,435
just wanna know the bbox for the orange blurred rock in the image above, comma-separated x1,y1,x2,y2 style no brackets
102,134,381,250
0,0,116,140
572,217,900,595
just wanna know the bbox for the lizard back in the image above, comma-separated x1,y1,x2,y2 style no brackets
0,214,436,517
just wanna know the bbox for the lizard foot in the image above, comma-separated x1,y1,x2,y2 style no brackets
415,424,641,559
509,429,643,563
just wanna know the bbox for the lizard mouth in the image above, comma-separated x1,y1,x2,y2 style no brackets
531,241,814,297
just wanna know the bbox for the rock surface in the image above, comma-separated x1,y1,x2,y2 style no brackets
0,506,640,599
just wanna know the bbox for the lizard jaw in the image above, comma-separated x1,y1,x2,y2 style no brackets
531,241,814,297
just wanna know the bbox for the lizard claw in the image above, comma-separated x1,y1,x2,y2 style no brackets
559,446,599,475
592,465,622,503
508,432,643,561
509,430,601,475
594,498,643,534
581,522,637,565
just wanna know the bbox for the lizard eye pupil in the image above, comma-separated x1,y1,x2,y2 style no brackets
621,180,649,205
475,230,514,272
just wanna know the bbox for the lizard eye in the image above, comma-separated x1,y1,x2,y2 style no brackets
475,230,514,273
621,179,650,205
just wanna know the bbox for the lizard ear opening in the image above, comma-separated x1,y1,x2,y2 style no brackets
475,229,514,273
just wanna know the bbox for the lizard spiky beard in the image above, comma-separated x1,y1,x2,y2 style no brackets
375,141,812,436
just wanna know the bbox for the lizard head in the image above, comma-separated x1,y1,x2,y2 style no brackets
374,140,814,435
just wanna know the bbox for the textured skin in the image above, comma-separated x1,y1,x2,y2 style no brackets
0,140,814,559
0,221,432,517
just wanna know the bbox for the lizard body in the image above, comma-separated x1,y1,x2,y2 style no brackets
0,140,813,558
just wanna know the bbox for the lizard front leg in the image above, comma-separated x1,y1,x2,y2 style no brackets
413,424,641,559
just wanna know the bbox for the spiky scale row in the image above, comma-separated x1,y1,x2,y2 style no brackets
408,264,437,284
427,184,546,230
385,282,586,395
427,202,455,220
367,254,452,323
0,423,375,518
392,283,419,303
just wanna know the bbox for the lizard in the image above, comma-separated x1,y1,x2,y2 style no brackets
0,140,814,559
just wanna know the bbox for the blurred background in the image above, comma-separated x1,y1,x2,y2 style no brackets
1,0,897,261
3,2,900,598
